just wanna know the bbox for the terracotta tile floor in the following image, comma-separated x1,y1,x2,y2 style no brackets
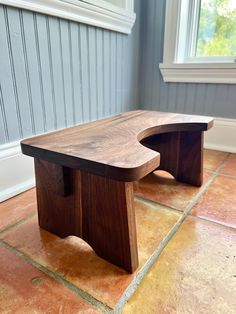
0,149,235,313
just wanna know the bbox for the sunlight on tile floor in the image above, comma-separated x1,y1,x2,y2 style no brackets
0,149,235,313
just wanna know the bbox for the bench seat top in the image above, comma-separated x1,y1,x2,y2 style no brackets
21,110,213,181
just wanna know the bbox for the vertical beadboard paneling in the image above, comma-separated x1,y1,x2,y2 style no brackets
128,0,140,111
226,85,236,117
0,7,21,142
149,0,158,111
88,26,98,120
68,23,76,125
214,85,229,117
35,14,55,131
142,0,156,110
59,20,70,126
79,24,90,122
0,1,141,145
47,17,64,129
70,22,83,124
116,33,123,113
95,28,104,119
168,84,177,112
19,10,35,135
22,11,45,134
123,36,131,110
0,85,8,144
6,8,34,137
103,30,111,116
110,33,116,114
120,35,125,111
140,0,236,118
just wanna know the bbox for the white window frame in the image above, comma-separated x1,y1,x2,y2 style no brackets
2,0,136,34
159,0,236,84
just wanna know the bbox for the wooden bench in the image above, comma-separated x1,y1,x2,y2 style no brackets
21,110,213,272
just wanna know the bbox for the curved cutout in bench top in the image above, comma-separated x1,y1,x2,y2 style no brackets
21,110,213,181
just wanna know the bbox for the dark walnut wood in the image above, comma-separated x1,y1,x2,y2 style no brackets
35,159,82,238
81,172,138,272
21,110,213,182
141,131,204,186
35,159,138,272
21,110,213,272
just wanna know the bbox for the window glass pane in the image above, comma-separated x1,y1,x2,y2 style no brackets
196,0,236,56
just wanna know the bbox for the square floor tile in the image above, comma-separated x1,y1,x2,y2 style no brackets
0,198,180,308
203,149,229,171
219,154,236,177
134,170,212,212
123,217,236,314
0,189,36,232
135,198,181,263
191,175,236,228
0,246,100,313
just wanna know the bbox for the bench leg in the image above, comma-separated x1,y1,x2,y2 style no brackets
141,131,203,186
34,159,138,273
81,172,138,273
34,159,82,238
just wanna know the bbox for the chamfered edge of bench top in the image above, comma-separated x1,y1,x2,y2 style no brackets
21,110,214,181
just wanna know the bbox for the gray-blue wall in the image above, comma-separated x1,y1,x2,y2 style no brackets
139,0,236,119
0,3,140,145
1,0,235,147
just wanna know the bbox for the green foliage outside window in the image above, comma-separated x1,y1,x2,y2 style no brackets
196,0,236,56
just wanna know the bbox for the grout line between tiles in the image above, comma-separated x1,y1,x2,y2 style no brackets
0,155,232,313
135,166,217,216
207,171,236,180
214,153,231,172
185,214,236,231
204,168,215,172
114,212,187,313
182,152,235,213
183,173,217,215
0,240,112,313
138,168,230,228
115,160,229,312
203,151,230,173
134,195,184,215
0,213,37,237
181,154,230,214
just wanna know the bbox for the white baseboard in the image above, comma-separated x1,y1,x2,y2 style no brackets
0,117,235,202
0,142,35,202
204,117,236,153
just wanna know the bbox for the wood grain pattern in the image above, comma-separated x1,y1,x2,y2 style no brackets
177,131,203,186
34,159,82,238
81,172,138,272
24,110,213,272
35,159,138,272
21,110,213,181
141,131,203,186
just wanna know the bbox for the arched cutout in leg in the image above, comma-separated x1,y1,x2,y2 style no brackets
34,159,138,273
81,172,138,273
141,131,203,186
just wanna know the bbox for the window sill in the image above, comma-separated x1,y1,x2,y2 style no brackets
159,63,236,84
2,0,136,34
